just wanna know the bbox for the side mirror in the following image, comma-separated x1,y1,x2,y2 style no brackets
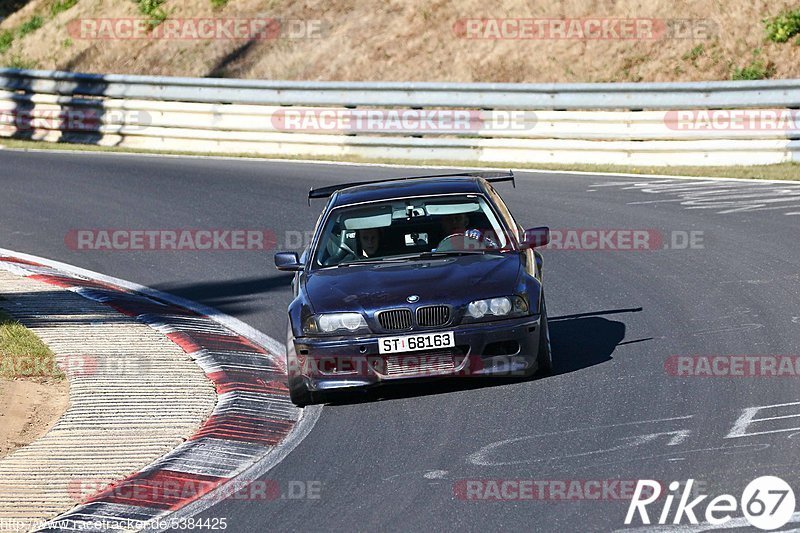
521,226,550,249
274,252,303,272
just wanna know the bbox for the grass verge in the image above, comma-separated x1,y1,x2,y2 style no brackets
0,303,64,380
0,137,799,181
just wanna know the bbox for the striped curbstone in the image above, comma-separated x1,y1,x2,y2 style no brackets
0,269,216,532
0,254,303,532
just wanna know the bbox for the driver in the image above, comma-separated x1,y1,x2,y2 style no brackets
438,213,498,249
441,213,470,236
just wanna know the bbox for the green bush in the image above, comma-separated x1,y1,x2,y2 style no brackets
211,0,229,7
50,0,79,17
682,44,705,63
18,16,44,37
136,0,167,28
764,9,800,43
0,30,13,54
731,58,776,80
5,54,38,69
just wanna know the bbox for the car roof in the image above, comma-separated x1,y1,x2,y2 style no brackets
329,177,488,208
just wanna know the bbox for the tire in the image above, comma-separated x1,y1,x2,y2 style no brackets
289,377,315,407
536,295,553,375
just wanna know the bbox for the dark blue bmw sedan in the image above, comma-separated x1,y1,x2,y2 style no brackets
274,171,552,406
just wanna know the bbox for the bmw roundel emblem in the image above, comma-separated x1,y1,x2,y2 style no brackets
407,295,420,303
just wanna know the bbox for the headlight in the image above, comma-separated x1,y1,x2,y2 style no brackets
303,313,369,335
465,296,528,321
467,299,489,318
490,297,512,315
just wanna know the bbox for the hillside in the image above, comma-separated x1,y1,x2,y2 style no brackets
1,0,800,82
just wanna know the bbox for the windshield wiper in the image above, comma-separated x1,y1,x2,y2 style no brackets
334,250,504,266
411,250,495,259
335,258,408,267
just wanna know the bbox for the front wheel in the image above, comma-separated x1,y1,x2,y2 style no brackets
288,377,328,407
535,296,553,375
289,378,312,407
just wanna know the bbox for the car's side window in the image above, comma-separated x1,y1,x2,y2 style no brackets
309,200,335,264
485,185,521,243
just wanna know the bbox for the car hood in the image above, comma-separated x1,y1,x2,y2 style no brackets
304,254,521,312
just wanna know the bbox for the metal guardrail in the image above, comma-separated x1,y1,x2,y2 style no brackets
1,68,798,166
2,68,800,109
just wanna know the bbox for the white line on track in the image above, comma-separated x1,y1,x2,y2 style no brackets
591,177,800,215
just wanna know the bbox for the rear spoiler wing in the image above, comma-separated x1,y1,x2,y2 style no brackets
307,170,515,205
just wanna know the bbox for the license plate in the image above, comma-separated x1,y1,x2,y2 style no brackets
379,331,455,354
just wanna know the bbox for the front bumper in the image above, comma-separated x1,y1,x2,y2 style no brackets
290,315,542,391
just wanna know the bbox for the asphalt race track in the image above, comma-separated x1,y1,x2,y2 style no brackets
2,149,800,532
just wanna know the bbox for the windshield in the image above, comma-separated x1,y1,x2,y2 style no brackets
313,194,513,267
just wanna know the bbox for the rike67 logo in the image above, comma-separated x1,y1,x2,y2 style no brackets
625,476,796,530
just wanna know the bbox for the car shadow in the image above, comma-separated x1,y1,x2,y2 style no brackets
325,308,636,406
151,274,294,315
548,315,627,375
